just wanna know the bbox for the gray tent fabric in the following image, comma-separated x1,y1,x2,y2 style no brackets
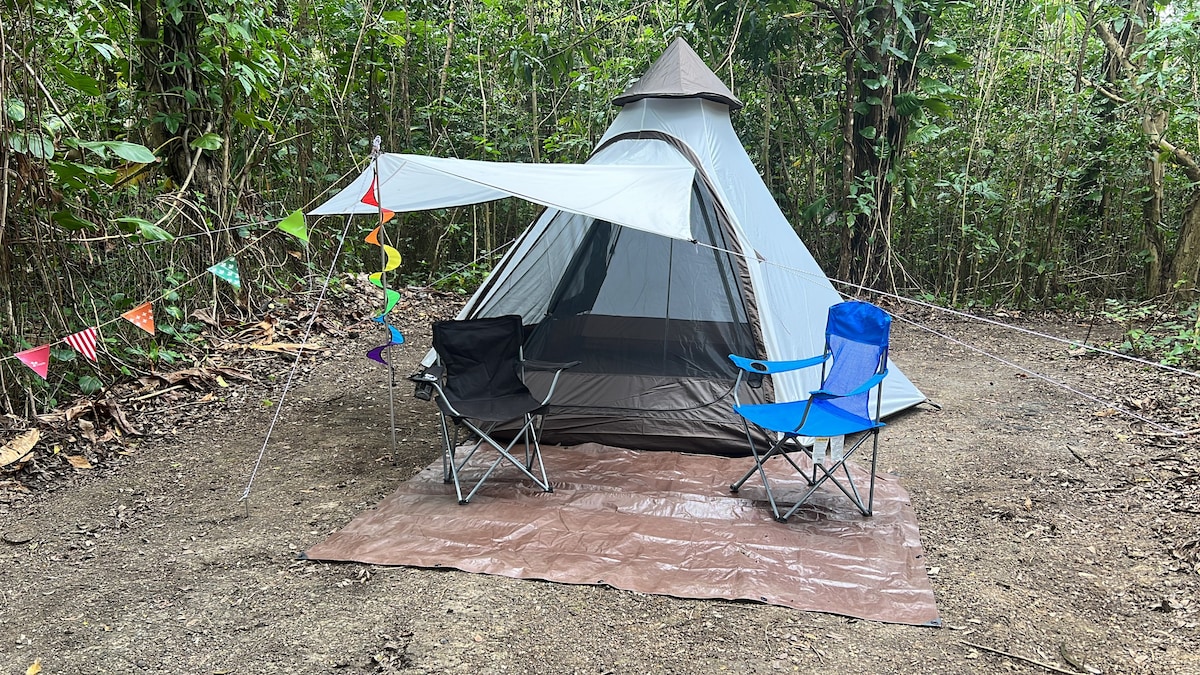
612,37,743,110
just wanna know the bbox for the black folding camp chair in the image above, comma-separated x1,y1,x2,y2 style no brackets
728,301,891,521
410,315,577,504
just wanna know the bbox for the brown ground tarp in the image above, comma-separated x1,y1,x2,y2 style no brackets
305,444,940,626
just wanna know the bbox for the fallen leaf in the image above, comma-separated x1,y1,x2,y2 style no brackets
66,455,93,470
99,398,141,436
1,429,40,468
27,659,42,675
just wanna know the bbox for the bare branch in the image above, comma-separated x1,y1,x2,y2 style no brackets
1092,21,1138,83
1153,136,1200,183
1086,78,1129,104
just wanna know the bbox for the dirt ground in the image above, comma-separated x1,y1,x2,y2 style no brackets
1,294,1197,675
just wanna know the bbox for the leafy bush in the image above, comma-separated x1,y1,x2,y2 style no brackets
1103,299,1200,366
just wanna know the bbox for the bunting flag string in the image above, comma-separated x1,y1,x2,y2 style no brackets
362,178,405,365
1,159,365,386
208,258,242,289
65,327,100,362
15,345,51,380
5,208,330,383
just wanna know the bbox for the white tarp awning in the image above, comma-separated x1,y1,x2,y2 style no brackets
309,153,698,241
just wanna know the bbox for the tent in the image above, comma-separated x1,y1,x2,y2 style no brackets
312,37,926,454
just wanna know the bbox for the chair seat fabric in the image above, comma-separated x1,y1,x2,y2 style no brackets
439,392,546,422
733,397,884,437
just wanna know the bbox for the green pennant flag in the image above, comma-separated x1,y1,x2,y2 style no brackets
277,209,308,243
208,257,242,289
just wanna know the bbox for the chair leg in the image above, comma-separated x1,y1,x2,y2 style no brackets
779,429,879,520
437,414,467,504
528,415,552,493
730,424,790,522
457,417,553,504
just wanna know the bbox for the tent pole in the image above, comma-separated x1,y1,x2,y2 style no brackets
370,136,399,460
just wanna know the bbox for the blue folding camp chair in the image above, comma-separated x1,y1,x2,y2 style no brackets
728,301,891,521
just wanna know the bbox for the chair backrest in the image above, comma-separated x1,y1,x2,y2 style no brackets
433,315,529,402
820,301,891,420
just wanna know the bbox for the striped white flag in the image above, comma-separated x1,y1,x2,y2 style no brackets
65,327,99,362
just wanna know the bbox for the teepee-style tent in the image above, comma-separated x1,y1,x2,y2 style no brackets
312,37,926,454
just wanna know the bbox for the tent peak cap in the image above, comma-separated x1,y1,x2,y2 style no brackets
613,37,743,111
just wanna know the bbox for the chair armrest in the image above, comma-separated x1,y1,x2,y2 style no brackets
810,370,888,399
522,359,581,372
407,365,445,382
525,360,580,407
729,353,828,374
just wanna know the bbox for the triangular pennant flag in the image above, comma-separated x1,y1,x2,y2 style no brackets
361,178,379,207
65,327,100,362
365,226,380,246
122,302,156,335
208,258,242,289
15,345,51,380
380,209,395,224
277,209,308,243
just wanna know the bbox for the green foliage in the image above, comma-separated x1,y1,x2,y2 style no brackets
1103,300,1200,366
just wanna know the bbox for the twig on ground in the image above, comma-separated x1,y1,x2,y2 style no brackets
1066,445,1094,468
1141,427,1200,437
128,385,187,403
958,640,1083,675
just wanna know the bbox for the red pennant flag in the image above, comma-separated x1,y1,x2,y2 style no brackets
65,327,100,362
15,345,51,380
361,178,379,207
122,302,156,335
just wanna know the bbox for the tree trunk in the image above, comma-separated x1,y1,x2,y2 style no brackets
1142,111,1168,295
137,0,219,197
1173,193,1200,293
837,2,931,292
836,49,857,283
1155,135,1200,296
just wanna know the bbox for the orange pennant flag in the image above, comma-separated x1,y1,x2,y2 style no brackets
365,226,381,246
15,345,51,380
122,302,156,335
380,209,395,224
